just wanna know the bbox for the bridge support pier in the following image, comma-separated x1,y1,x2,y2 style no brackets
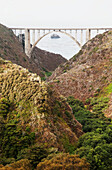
38,30,40,40
32,30,35,45
19,30,23,44
75,30,77,40
81,30,83,46
25,29,31,58
86,29,91,41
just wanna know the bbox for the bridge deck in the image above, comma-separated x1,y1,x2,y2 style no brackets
10,28,112,30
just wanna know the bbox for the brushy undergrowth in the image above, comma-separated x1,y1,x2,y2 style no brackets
0,58,83,169
67,96,112,170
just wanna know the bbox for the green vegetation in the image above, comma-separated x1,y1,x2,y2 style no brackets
63,69,66,73
93,47,99,52
1,25,112,170
36,153,90,170
67,96,112,170
89,47,99,55
23,57,27,62
105,83,112,94
0,98,49,169
17,145,49,168
41,67,52,81
0,58,84,169
0,159,32,170
0,60,50,168
1,59,111,169
73,49,83,61
60,134,76,153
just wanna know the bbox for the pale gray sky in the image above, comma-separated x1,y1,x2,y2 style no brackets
0,0,112,28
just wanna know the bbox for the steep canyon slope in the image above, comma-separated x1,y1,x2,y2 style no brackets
0,24,67,77
49,31,112,117
0,57,83,164
0,25,112,169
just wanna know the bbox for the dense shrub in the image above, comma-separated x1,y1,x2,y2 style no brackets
0,159,31,170
67,96,111,133
75,131,112,170
0,98,10,118
67,96,112,170
36,153,90,170
0,98,36,166
17,145,49,168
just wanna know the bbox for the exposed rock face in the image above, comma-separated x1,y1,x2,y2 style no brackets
49,31,112,102
0,24,67,77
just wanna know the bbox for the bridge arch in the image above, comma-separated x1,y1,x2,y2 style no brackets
11,27,112,58
31,30,81,53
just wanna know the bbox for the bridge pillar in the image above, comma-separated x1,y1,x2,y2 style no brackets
81,30,83,46
89,29,91,40
75,30,77,40
32,30,35,45
43,29,45,34
86,29,91,41
19,30,22,44
37,30,40,40
25,29,31,58
14,29,16,35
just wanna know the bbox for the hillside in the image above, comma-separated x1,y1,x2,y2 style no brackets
48,31,112,117
0,28,112,170
46,31,112,170
0,57,84,167
31,46,67,73
0,24,67,78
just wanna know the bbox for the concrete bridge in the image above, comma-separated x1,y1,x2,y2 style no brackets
11,27,112,58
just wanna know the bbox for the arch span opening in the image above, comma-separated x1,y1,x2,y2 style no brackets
31,31,81,59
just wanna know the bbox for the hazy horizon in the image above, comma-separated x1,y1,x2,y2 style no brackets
0,0,112,28
1,0,112,59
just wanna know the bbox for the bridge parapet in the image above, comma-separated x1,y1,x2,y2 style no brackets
10,27,112,58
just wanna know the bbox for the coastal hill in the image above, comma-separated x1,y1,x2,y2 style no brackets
49,31,112,117
31,46,67,78
0,24,67,78
0,25,112,169
0,57,84,168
